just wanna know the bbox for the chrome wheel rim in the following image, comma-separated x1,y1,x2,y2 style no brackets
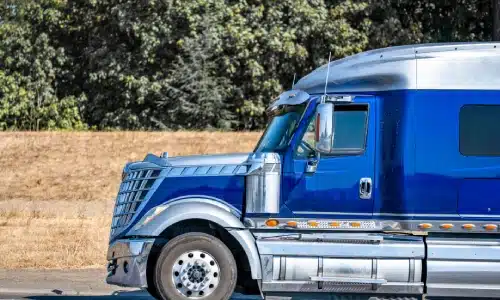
171,250,221,298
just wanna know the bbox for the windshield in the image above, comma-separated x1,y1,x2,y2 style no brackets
255,104,306,152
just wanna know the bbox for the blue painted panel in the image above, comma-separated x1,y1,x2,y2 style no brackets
459,179,500,214
373,90,414,216
281,89,500,220
282,95,377,218
411,90,500,217
118,175,245,239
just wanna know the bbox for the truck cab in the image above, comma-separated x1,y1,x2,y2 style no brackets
106,42,500,300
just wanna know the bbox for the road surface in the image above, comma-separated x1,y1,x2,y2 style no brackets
0,269,434,299
0,269,260,299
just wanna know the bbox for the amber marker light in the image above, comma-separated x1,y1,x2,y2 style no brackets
418,223,433,230
330,221,340,227
462,224,475,230
265,219,279,227
286,221,298,228
350,221,361,228
308,221,319,227
484,224,498,231
440,224,454,230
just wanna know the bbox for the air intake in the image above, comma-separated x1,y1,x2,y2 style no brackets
110,168,161,237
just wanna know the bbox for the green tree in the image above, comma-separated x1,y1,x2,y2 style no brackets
368,0,492,48
0,1,85,130
0,0,495,131
63,0,371,130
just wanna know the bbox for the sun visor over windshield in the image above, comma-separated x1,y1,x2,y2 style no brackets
266,90,310,115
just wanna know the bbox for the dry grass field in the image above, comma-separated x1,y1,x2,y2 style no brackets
0,131,261,269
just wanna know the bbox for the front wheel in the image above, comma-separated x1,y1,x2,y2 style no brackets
153,232,237,300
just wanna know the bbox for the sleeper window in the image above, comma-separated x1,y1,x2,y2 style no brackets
459,105,500,156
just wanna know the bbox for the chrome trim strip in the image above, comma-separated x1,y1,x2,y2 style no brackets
310,276,387,284
294,211,373,216
375,213,458,217
461,214,500,218
256,238,425,258
247,217,500,234
295,211,500,218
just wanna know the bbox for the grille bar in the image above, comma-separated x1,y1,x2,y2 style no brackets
110,168,162,236
121,176,162,184
117,187,151,195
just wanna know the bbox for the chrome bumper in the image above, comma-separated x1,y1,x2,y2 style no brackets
106,238,155,288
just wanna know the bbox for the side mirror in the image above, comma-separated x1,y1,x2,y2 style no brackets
314,103,334,153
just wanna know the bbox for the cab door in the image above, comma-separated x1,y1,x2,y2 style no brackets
282,96,377,218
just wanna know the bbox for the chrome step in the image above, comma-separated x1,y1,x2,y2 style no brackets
263,293,422,300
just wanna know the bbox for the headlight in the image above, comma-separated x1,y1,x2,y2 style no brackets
133,205,168,230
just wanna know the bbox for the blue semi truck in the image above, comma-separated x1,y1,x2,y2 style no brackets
106,42,500,300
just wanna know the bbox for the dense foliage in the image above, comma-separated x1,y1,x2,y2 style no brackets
0,0,495,130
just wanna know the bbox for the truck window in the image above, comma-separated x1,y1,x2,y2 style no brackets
459,105,500,156
296,104,368,157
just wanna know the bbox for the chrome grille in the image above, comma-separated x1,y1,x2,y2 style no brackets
110,168,162,236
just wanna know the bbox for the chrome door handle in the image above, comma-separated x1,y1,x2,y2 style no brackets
359,177,372,199
305,158,318,174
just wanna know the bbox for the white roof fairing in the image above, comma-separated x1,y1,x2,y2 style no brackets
293,42,500,93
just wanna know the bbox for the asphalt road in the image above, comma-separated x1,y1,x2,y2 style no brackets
0,291,260,300
0,269,435,300
0,269,263,300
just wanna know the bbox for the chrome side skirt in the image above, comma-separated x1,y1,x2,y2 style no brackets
255,232,500,298
255,232,424,295
426,237,500,298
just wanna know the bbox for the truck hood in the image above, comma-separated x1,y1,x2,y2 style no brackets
114,151,280,241
165,152,252,167
127,152,253,171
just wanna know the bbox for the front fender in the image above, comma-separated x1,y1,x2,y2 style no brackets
127,197,262,279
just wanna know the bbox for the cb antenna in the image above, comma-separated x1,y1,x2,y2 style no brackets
291,73,296,89
323,51,332,97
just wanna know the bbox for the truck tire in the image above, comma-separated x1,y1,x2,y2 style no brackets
146,286,162,299
154,232,237,300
